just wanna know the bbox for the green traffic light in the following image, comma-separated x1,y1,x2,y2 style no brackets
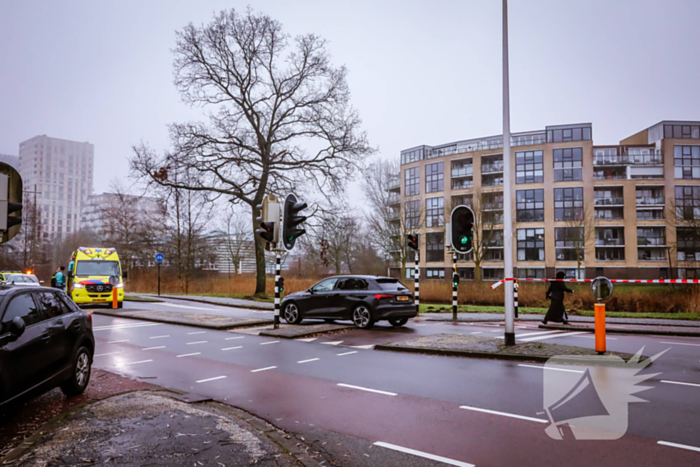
460,236,468,245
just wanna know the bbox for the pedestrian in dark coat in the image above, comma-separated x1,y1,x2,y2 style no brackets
542,271,573,324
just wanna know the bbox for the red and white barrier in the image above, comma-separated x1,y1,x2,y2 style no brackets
490,277,700,290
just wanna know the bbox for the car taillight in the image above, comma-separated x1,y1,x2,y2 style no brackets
374,294,393,300
89,313,92,325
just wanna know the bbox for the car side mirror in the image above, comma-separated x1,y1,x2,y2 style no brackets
308,288,315,294
10,316,25,337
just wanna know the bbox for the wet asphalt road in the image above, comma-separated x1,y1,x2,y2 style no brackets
88,298,700,466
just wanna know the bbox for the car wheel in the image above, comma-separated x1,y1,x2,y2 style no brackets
60,346,91,397
283,302,303,324
352,305,374,329
389,318,408,327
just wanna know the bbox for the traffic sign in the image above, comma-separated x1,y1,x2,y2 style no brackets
155,253,164,263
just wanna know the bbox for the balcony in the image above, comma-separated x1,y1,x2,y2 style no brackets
482,174,504,187
482,162,504,174
483,202,504,211
452,179,473,190
637,237,666,247
594,170,626,180
636,196,665,206
386,178,400,191
595,209,624,220
451,167,473,178
595,238,624,246
388,194,400,205
595,197,624,206
638,251,667,261
387,211,400,221
593,153,663,166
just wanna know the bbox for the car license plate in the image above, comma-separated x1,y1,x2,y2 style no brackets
93,299,106,302
397,296,409,301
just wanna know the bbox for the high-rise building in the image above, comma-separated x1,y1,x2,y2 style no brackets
80,192,162,234
18,135,94,239
392,120,700,281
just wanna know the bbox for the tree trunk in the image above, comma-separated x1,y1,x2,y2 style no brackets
253,210,267,296
474,262,482,282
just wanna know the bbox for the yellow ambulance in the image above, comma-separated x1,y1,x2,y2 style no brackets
67,247,124,307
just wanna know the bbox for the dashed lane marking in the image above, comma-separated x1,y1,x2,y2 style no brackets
142,346,166,351
260,341,280,345
459,405,547,423
518,331,587,342
337,351,358,356
156,303,219,311
225,336,245,340
351,345,374,350
297,337,317,342
125,359,153,365
149,335,170,339
186,341,208,345
107,339,129,344
187,331,206,335
518,364,584,374
221,346,243,351
373,442,475,467
196,376,227,384
337,383,397,396
657,441,700,453
251,366,277,373
176,352,202,358
512,330,563,339
321,341,343,345
661,380,700,388
659,341,700,347
94,352,121,357
297,358,320,364
94,323,162,331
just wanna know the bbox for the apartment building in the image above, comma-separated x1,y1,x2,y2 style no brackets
18,135,94,239
80,192,162,234
391,121,700,281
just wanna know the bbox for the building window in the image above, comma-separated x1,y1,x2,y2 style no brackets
664,124,700,139
405,200,420,229
405,167,419,196
675,186,700,220
556,268,585,280
483,268,504,280
401,148,425,165
518,268,545,279
426,232,444,262
677,227,700,262
637,227,665,247
516,150,543,184
554,187,584,221
425,162,444,193
555,227,584,261
596,248,625,261
517,228,544,261
674,146,700,179
553,148,583,181
596,227,624,246
426,268,445,279
547,125,592,143
679,268,700,279
457,268,474,280
516,189,544,222
426,197,444,227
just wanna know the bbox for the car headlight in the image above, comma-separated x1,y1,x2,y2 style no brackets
74,284,84,289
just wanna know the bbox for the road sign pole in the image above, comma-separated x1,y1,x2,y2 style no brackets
158,263,161,297
452,251,457,320
414,251,420,316
274,251,281,330
502,0,515,346
514,279,518,318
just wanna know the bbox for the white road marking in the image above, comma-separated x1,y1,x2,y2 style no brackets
518,331,587,342
337,351,358,356
186,341,208,345
221,346,243,351
337,383,397,396
176,352,201,358
225,336,245,340
573,335,617,340
470,332,482,335
321,341,343,345
94,352,121,357
297,337,317,342
149,335,170,339
298,358,320,364
518,364,584,374
251,366,277,373
157,303,218,311
125,359,152,365
107,339,129,344
459,405,547,423
196,376,227,384
142,346,166,351
661,380,700,388
373,442,475,467
659,341,700,347
657,440,700,453
513,330,563,339
93,323,162,331
260,341,279,345
351,345,374,350
187,331,206,335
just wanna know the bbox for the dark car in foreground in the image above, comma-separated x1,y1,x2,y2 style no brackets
281,275,416,329
0,285,94,409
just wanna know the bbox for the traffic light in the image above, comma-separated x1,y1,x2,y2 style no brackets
407,234,419,251
278,277,285,293
450,205,475,254
453,272,460,288
281,193,307,251
255,194,280,246
0,163,22,244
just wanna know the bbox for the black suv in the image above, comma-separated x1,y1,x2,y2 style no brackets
0,285,94,408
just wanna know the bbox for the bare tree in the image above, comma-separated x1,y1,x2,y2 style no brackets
562,206,595,279
667,197,700,277
130,8,373,296
216,204,252,275
301,203,359,275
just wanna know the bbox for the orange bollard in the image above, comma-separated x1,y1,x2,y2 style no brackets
112,287,118,309
594,303,606,354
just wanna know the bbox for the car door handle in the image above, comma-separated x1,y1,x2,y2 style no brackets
41,331,51,342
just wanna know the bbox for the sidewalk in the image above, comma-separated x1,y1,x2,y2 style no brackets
138,293,274,311
423,312,700,328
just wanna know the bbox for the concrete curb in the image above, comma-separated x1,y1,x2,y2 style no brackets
539,324,700,337
140,294,274,311
93,309,273,330
259,324,353,339
374,343,554,362
424,314,700,328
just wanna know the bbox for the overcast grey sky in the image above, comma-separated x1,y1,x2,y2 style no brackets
1,0,699,199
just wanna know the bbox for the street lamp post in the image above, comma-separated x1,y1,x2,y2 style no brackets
502,0,515,345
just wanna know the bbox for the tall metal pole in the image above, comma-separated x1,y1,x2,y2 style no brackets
452,251,458,320
157,263,161,296
274,251,281,329
502,0,515,345
414,251,420,316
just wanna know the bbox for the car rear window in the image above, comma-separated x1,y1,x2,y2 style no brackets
375,279,409,291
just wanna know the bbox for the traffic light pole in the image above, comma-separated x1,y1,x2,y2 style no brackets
157,263,161,297
414,251,420,316
274,251,281,330
452,251,458,321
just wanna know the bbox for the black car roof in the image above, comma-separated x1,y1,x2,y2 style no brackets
326,275,398,281
0,285,46,295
